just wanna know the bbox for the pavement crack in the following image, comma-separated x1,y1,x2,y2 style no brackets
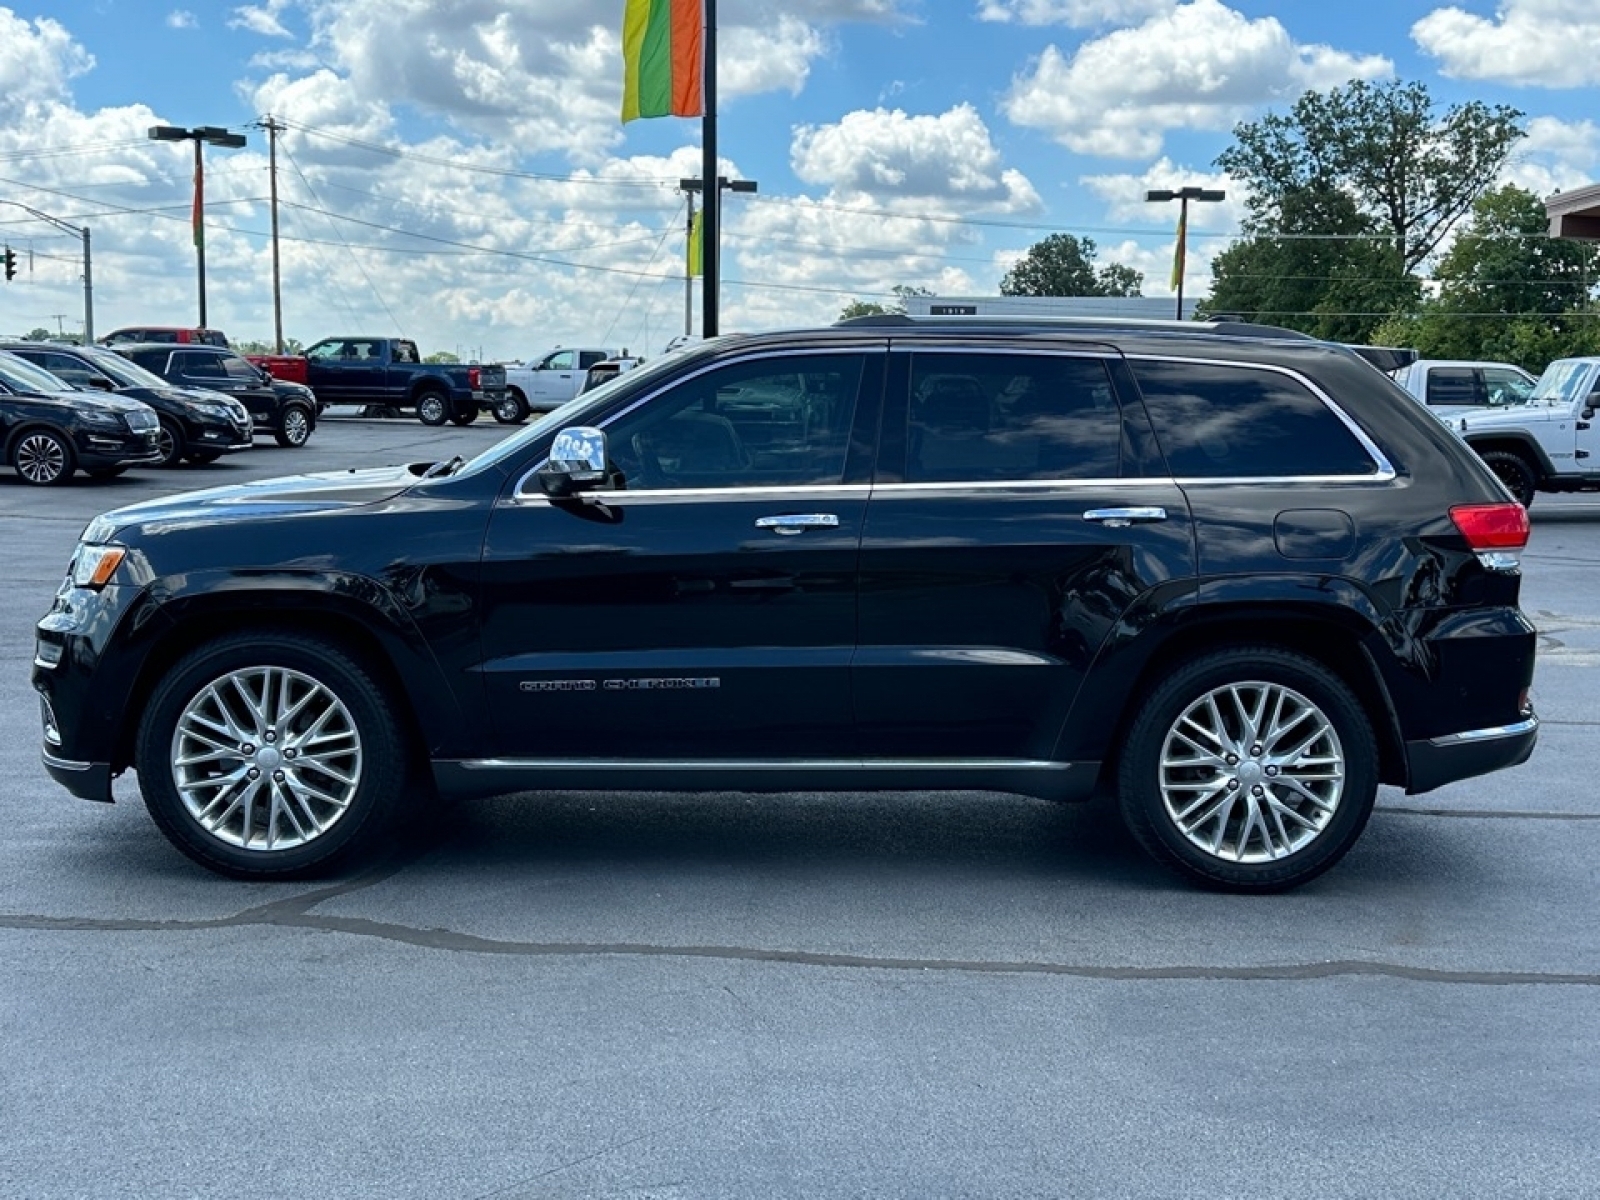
2,910,1596,985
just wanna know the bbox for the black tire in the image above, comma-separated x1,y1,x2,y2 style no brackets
87,465,130,480
154,417,185,468
1478,449,1537,508
184,450,223,465
493,390,529,424
1116,646,1378,893
12,427,76,486
134,631,411,879
416,390,449,427
274,404,314,448
450,401,478,427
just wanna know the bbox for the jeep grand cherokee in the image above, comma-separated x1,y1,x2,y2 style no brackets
33,317,1538,890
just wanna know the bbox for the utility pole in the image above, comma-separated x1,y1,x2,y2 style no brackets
683,187,696,337
256,115,286,352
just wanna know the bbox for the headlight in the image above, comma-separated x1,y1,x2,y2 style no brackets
79,410,123,429
194,402,232,417
70,544,126,590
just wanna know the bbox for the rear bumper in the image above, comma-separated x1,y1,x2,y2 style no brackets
1404,715,1538,795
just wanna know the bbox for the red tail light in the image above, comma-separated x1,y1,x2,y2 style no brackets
1450,503,1529,550
467,366,480,388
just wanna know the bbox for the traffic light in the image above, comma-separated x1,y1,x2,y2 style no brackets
2,245,15,282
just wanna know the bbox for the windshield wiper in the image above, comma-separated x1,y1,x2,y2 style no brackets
420,454,465,480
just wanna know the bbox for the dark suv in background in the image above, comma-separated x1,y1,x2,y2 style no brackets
3,341,254,467
0,349,162,485
34,318,1538,890
115,344,316,448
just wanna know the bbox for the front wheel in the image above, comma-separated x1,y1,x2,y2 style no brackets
493,390,529,424
274,404,313,448
415,390,449,427
1478,449,1537,508
155,417,185,468
13,428,75,486
1117,647,1378,892
135,632,409,878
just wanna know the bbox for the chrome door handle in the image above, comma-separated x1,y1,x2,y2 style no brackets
755,513,840,536
1083,507,1168,528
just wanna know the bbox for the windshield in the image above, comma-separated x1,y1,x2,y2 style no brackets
79,347,171,390
0,351,75,395
1530,360,1595,406
455,351,690,478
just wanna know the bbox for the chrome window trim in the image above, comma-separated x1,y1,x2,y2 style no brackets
506,483,874,508
1428,716,1538,747
870,478,1166,495
1124,352,1398,482
459,758,1076,772
512,346,884,500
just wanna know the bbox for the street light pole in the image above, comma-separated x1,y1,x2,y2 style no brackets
679,175,758,340
1145,186,1225,319
0,201,93,340
148,124,248,329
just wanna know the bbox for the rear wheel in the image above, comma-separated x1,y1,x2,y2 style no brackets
134,632,409,878
493,390,529,424
274,404,313,447
416,390,449,427
450,401,478,426
1117,647,1378,892
1479,449,1537,508
13,428,75,486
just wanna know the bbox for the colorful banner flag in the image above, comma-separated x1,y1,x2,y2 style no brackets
1169,204,1186,292
621,0,704,122
687,209,703,276
192,159,204,250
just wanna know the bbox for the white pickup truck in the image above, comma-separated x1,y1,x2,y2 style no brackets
1455,356,1600,506
497,346,624,422
1389,359,1537,417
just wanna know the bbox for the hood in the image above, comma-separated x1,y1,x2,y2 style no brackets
84,462,431,541
20,387,152,415
1458,403,1566,433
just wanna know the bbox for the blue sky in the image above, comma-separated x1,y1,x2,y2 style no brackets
2,1,1597,359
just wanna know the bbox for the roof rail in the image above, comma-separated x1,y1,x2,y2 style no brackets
832,312,1316,340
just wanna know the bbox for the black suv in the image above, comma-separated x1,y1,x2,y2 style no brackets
33,318,1538,889
114,344,315,448
0,350,162,484
4,341,254,467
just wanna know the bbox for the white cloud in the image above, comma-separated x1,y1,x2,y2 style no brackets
0,10,93,119
1002,0,1391,158
166,10,198,30
1413,1,1600,88
1499,116,1600,199
792,105,1041,213
230,2,294,39
977,0,1174,25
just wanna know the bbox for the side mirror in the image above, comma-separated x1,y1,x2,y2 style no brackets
537,427,609,497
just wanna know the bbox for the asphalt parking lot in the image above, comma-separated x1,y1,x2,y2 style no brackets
2,414,1598,1198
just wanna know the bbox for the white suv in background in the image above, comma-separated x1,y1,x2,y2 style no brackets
1456,356,1600,506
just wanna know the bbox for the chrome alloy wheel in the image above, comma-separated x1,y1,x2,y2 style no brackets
1158,681,1344,863
16,431,68,484
280,406,310,445
170,666,364,851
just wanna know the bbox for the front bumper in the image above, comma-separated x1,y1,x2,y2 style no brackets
77,428,162,468
40,748,113,803
1404,715,1539,795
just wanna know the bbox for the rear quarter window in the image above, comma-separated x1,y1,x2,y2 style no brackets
1130,358,1380,479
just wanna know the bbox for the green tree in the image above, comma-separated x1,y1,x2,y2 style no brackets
424,350,459,364
1000,233,1143,297
1201,186,1418,342
1218,79,1524,272
837,284,934,321
1368,185,1600,369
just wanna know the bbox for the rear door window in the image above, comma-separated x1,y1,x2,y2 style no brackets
903,353,1126,482
1424,368,1483,407
1131,359,1381,479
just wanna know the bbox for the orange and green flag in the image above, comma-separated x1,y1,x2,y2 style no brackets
621,0,704,122
192,160,204,249
687,208,703,276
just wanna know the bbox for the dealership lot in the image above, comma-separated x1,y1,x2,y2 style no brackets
2,416,1598,1197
